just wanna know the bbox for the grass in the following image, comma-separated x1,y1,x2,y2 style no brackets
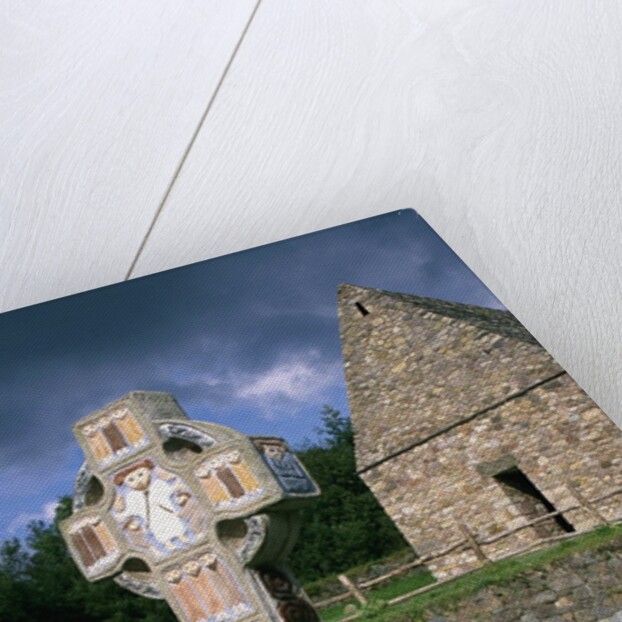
302,547,433,622
304,548,416,599
318,523,622,622
319,569,435,622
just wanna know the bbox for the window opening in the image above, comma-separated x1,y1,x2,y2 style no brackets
355,302,369,316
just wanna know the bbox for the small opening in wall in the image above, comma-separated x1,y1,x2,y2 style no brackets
162,437,203,460
494,467,575,536
355,302,370,316
122,558,151,573
85,476,104,506
217,519,249,543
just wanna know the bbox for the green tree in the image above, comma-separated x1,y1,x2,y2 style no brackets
0,498,174,622
0,537,30,622
290,406,408,583
0,407,407,617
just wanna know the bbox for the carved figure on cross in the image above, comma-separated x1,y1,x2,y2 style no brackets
60,391,321,622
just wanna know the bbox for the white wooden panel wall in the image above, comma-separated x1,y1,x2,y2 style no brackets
0,0,257,310
1,1,621,426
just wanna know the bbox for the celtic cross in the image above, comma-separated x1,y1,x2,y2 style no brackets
60,391,321,622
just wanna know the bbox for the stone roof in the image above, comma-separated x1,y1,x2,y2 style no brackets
344,285,538,345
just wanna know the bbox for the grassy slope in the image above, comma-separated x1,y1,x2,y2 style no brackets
317,524,622,622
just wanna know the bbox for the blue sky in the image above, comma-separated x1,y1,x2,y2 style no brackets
0,210,502,540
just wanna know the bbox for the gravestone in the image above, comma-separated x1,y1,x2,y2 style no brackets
60,391,321,622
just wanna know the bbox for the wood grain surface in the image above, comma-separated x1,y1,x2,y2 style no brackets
0,0,256,311
1,1,621,426
133,0,622,425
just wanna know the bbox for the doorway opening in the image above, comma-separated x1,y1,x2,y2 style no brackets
494,467,574,538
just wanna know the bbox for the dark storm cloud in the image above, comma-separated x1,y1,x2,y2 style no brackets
0,210,501,536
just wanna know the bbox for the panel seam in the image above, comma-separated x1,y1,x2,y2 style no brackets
124,0,264,280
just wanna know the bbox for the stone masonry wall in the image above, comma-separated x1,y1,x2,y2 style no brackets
363,373,622,579
338,284,562,470
414,535,622,622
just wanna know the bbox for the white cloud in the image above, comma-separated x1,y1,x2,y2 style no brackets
7,500,60,536
237,357,341,408
42,500,59,520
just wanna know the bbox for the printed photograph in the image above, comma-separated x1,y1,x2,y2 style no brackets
1,210,622,622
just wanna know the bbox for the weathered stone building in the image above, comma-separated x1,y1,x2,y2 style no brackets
338,284,622,579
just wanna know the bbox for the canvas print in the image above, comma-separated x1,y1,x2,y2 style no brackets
1,210,622,622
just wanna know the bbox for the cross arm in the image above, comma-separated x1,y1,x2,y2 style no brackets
60,511,125,581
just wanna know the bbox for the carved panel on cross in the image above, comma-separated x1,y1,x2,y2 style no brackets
61,391,321,622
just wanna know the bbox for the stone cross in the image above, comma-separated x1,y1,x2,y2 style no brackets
60,391,321,622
